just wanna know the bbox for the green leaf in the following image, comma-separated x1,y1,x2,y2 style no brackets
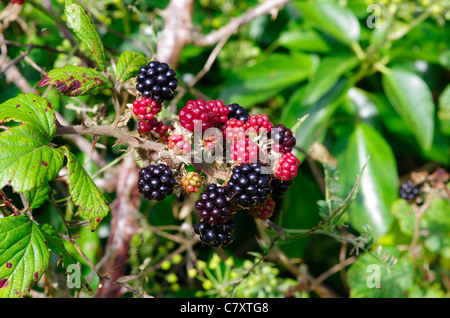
63,147,109,231
219,52,318,107
116,50,148,83
382,68,435,151
24,185,51,210
0,215,49,298
39,66,112,97
294,1,360,45
438,84,450,136
0,93,57,140
334,123,397,238
0,126,65,193
347,247,415,298
281,78,351,159
278,27,331,53
302,54,359,106
40,223,92,294
64,0,107,71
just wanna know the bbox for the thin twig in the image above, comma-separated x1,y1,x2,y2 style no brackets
0,47,31,78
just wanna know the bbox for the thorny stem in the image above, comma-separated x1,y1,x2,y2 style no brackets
0,190,21,216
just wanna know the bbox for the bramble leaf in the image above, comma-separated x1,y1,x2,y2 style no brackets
0,126,65,193
24,185,51,210
116,50,148,83
64,0,107,71
62,147,109,231
0,93,57,140
39,66,112,97
0,215,49,298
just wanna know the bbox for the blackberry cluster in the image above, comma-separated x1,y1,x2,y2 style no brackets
136,61,178,103
194,183,234,226
227,103,249,122
271,124,296,154
226,163,272,208
399,180,420,200
193,219,235,248
137,163,175,201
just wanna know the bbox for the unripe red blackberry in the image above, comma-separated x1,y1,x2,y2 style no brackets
137,163,176,201
193,218,235,247
249,196,275,220
244,114,273,134
178,99,229,132
274,153,300,181
271,124,296,154
167,134,191,155
138,118,173,141
132,98,162,121
230,138,261,164
226,163,272,208
136,60,177,103
222,118,246,143
195,183,234,226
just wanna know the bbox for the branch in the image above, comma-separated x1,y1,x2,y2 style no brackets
191,0,292,47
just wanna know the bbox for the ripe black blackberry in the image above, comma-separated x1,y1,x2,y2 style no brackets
195,183,234,226
270,124,296,154
399,180,420,200
270,177,293,198
227,103,249,122
137,163,176,201
136,61,178,103
226,163,272,208
193,218,235,247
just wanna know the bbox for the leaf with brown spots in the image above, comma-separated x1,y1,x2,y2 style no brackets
39,66,112,97
0,215,49,298
0,93,57,139
0,126,65,193
64,0,107,71
63,147,110,232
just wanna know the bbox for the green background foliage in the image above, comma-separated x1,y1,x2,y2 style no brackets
0,0,449,299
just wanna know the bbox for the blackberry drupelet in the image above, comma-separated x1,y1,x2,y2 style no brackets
193,218,235,247
399,180,420,200
227,103,249,122
226,163,272,208
195,183,234,226
136,61,178,103
137,163,175,201
271,124,296,154
270,178,293,198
